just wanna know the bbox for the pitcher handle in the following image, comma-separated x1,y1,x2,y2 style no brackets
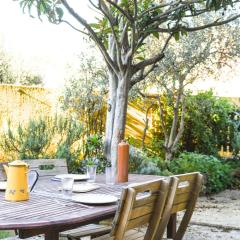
28,170,39,192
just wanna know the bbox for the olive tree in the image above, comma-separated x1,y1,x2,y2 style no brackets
62,53,108,136
137,22,240,160
16,0,240,170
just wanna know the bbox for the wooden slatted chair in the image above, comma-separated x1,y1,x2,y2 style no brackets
156,172,203,240
64,172,202,240
61,177,178,240
92,177,178,240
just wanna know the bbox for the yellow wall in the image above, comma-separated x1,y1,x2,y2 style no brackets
0,84,57,131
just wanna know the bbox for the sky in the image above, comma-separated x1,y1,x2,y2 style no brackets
0,0,239,96
0,0,93,88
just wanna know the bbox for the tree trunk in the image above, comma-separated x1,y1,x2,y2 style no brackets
165,149,174,161
104,71,130,175
104,70,118,161
110,74,129,174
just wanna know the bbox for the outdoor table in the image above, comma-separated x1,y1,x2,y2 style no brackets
0,174,176,240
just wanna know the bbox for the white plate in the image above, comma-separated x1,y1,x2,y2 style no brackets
0,181,6,191
72,194,118,205
52,174,89,181
73,183,100,193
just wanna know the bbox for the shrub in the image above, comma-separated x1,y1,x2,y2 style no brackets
0,116,83,172
129,147,168,175
170,152,232,194
182,91,235,156
148,91,236,158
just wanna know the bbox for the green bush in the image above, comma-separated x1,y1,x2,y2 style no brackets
129,147,170,175
170,152,232,194
182,91,235,156
225,157,240,189
0,116,83,172
148,91,236,158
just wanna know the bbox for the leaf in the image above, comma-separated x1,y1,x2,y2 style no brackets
56,7,64,20
152,31,159,39
89,23,101,29
173,31,180,41
136,56,145,61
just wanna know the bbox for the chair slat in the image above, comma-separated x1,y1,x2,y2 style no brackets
24,159,68,177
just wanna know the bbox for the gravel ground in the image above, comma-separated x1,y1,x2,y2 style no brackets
182,189,240,239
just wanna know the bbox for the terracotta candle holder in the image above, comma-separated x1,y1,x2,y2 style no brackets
117,141,129,183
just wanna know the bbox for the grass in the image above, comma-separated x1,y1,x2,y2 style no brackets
0,230,11,239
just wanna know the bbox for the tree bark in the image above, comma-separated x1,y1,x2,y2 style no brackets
107,73,130,174
165,149,174,162
104,70,118,161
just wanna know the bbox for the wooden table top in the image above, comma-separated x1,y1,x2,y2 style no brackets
0,174,162,231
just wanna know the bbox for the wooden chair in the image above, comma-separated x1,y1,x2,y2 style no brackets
156,172,203,240
89,178,178,240
64,172,202,240
25,159,68,177
61,177,178,240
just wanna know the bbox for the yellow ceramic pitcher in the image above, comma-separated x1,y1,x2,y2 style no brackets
4,160,31,201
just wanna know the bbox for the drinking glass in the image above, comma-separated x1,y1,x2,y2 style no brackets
61,177,74,198
87,165,97,183
105,167,115,185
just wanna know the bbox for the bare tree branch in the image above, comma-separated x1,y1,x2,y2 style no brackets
157,95,169,145
61,0,119,74
156,14,240,33
172,97,186,151
58,20,89,36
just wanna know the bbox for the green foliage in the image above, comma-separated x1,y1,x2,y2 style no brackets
84,134,104,160
182,91,235,156
226,157,240,189
61,54,107,136
78,134,110,174
0,50,15,84
0,231,11,238
129,147,167,175
0,116,83,171
230,111,240,157
170,152,233,194
19,72,43,86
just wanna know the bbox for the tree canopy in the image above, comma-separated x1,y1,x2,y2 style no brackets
16,0,240,167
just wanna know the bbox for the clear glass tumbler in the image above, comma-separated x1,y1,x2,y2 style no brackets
61,177,74,198
105,167,115,185
87,165,97,183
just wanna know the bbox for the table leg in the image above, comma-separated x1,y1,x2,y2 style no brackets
167,213,177,238
45,231,59,240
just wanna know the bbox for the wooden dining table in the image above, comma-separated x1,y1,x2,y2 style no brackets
0,174,176,240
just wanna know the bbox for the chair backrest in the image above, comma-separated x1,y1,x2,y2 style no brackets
156,172,203,240
24,159,68,177
111,177,178,240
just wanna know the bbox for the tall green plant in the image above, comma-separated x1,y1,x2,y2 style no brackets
0,118,54,159
0,116,83,167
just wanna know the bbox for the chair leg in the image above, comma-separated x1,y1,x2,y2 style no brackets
167,213,177,239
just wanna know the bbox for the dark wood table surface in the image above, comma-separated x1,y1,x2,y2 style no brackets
0,174,173,240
